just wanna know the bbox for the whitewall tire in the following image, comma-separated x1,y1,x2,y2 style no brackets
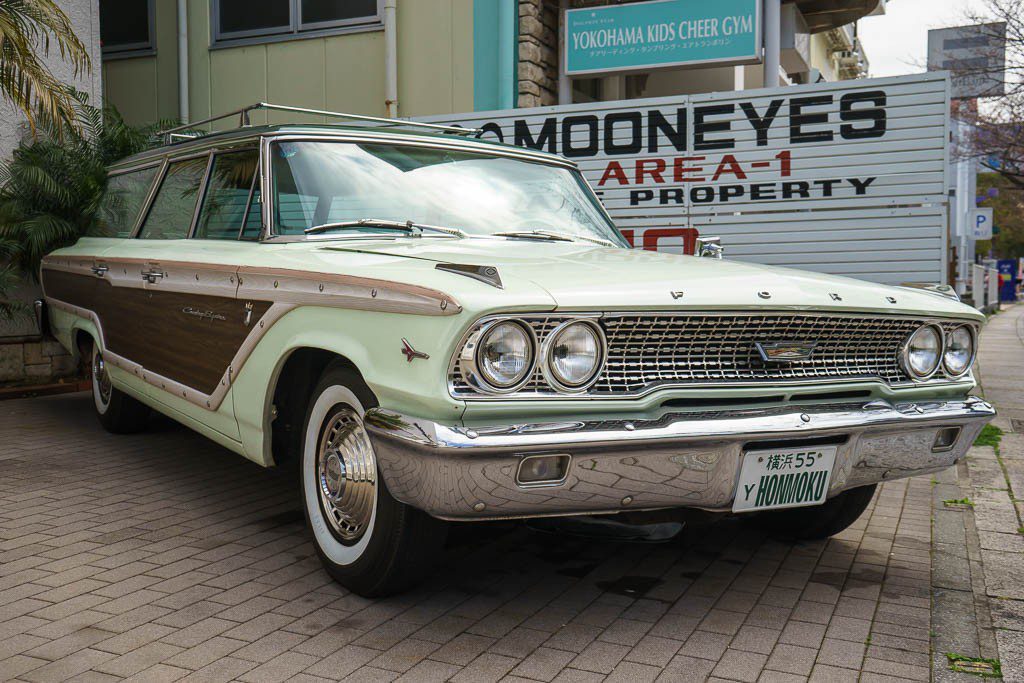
303,386,377,567
90,342,150,434
300,362,448,597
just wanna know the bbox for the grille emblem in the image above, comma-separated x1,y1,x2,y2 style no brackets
755,341,817,363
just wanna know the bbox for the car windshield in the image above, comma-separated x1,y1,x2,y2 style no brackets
270,140,626,245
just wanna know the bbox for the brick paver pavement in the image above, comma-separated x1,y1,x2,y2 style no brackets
0,391,944,682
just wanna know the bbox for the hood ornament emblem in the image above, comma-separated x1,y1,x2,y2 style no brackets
755,341,818,363
435,263,503,289
400,338,429,363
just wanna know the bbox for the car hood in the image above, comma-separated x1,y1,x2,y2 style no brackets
307,239,979,320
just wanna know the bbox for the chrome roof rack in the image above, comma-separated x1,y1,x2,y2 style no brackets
157,102,483,144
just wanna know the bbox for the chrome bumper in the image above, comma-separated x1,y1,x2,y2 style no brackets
365,398,995,521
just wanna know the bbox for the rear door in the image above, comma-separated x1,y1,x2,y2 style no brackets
98,153,212,393
40,162,162,370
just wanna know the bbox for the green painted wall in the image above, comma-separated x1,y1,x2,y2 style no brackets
105,0,476,127
102,0,180,124
473,0,499,111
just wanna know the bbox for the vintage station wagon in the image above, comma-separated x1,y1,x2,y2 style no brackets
39,104,995,596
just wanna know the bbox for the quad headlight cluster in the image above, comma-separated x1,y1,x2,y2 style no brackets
900,323,976,381
459,318,606,394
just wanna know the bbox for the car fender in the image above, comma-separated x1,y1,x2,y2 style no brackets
230,305,469,466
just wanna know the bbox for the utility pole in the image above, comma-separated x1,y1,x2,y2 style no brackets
763,0,781,88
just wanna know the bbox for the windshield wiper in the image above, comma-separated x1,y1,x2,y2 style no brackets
493,229,616,247
304,218,465,238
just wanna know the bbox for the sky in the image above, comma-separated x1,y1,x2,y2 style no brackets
858,0,992,77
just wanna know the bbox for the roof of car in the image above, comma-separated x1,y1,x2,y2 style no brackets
109,123,569,172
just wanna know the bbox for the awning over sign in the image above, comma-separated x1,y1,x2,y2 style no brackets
792,0,883,33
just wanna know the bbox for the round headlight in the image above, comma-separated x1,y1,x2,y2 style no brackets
902,324,942,379
545,320,605,391
476,321,534,390
943,325,974,377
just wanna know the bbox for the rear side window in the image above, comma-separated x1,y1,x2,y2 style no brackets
194,150,259,240
94,166,159,237
138,157,208,240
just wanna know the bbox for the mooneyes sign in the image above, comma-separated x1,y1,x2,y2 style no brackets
565,0,761,76
421,72,952,285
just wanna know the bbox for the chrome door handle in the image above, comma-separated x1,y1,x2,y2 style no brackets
91,265,108,277
141,270,164,284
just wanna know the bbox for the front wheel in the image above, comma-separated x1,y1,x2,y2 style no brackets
91,342,150,434
300,364,447,597
747,484,877,540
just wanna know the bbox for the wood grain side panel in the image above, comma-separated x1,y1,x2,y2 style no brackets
41,268,98,316
42,268,271,395
141,291,271,394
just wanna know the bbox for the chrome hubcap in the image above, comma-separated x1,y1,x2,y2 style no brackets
316,407,376,543
92,350,111,405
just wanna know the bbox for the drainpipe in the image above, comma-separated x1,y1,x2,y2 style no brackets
762,0,781,88
384,0,398,117
177,0,188,123
497,0,516,109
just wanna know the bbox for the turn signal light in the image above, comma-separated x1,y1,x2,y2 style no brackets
516,454,571,487
933,427,962,452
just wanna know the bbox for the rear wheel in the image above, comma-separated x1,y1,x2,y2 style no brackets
300,363,447,597
91,342,150,434
748,484,877,540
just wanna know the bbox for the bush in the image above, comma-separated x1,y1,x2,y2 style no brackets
0,94,172,280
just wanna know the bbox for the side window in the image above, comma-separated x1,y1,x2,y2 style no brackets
194,151,259,240
240,185,263,240
271,144,317,233
94,166,159,237
138,157,208,240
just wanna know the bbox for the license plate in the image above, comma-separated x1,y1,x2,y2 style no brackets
732,446,837,513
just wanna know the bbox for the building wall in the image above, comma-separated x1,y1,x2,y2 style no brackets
0,0,104,160
104,0,476,127
517,0,558,108
102,0,180,125
0,0,103,383
809,33,839,81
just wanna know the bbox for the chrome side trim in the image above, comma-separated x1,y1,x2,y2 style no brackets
42,254,462,411
42,255,462,316
236,265,461,316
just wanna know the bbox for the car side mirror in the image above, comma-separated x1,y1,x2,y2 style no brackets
696,236,723,259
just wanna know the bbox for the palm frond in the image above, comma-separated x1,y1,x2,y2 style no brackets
0,0,91,137
0,99,169,283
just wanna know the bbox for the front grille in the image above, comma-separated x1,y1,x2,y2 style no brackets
449,313,970,398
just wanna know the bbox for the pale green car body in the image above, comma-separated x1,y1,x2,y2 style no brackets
48,233,984,468
42,124,992,532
